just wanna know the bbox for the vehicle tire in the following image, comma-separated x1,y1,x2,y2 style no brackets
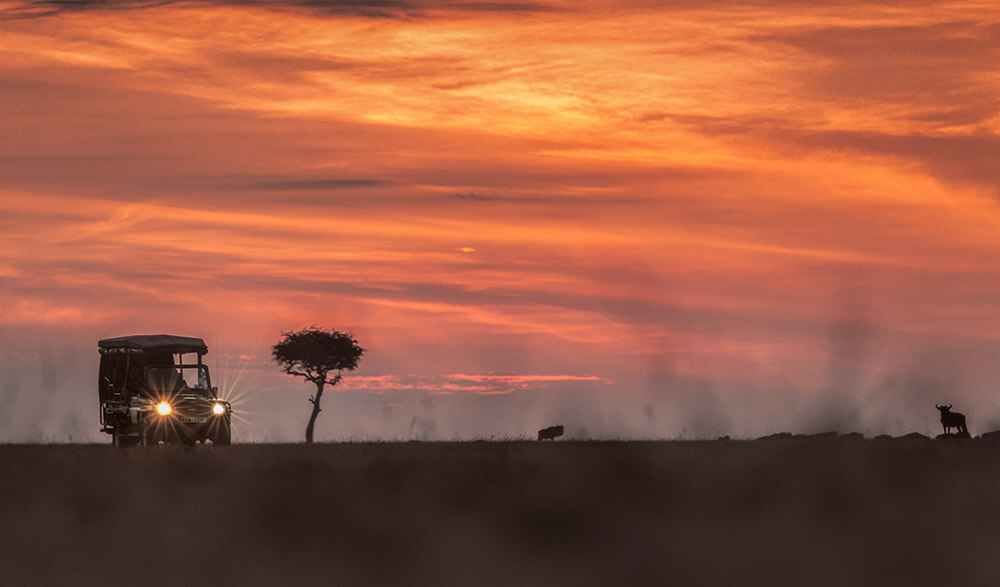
113,419,140,448
213,421,231,446
140,420,152,447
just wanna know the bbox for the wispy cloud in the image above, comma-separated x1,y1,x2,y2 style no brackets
249,178,385,191
2,0,422,19
341,373,610,394
444,2,561,12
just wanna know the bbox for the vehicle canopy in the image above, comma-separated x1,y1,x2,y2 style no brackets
98,334,208,355
98,334,211,403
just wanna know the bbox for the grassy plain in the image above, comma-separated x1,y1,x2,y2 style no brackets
2,439,1000,585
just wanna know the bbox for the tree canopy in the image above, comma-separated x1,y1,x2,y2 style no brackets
272,326,365,443
272,326,365,386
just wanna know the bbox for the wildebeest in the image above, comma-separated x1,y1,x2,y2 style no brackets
538,425,564,441
935,404,968,436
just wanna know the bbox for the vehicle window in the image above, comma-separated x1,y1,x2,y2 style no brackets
181,365,210,390
147,368,187,392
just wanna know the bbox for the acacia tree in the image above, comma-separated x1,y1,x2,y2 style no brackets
272,326,365,443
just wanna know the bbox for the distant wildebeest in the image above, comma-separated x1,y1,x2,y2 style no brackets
538,425,564,441
935,404,968,436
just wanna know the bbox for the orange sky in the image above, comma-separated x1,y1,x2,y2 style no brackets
2,0,999,441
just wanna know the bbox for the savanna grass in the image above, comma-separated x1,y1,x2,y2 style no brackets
1,439,999,585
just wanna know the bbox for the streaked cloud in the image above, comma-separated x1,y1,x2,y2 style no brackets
341,373,609,395
249,178,386,191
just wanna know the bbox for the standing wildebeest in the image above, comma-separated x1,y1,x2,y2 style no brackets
538,425,564,441
935,404,968,436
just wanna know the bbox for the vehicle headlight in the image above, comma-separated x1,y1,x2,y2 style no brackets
212,403,225,415
155,401,172,416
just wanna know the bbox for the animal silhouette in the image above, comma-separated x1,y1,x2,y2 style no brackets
538,425,564,441
935,404,968,436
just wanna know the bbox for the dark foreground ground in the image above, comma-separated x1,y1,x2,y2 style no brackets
3,439,1000,586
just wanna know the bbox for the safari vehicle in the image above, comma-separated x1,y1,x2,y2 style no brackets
99,334,232,447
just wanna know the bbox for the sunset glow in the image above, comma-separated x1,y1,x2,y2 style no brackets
2,0,1000,441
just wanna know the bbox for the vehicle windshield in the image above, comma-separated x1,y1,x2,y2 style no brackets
144,365,212,396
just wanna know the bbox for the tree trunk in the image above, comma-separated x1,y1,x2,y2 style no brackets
305,379,325,444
